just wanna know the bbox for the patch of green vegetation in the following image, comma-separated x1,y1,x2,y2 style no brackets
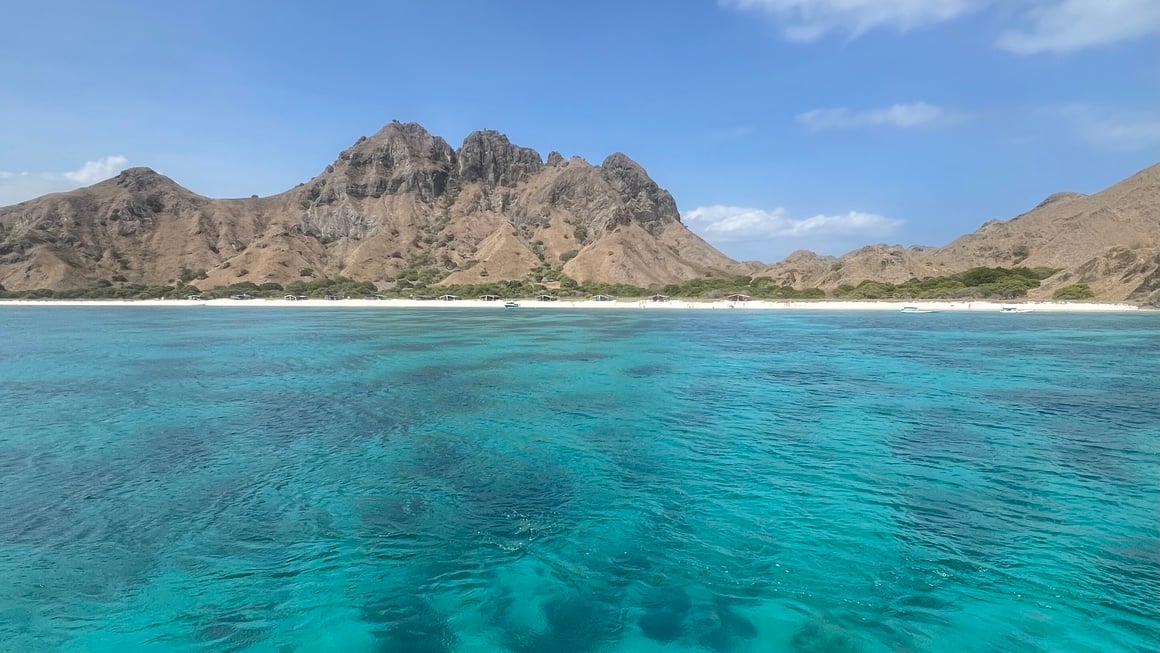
656,275,824,300
4,266,1067,303
1052,283,1094,300
834,266,1060,300
394,265,446,287
277,276,377,298
0,283,184,300
178,267,207,283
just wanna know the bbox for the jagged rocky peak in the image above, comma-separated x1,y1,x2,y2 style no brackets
321,121,456,202
457,130,543,187
339,121,456,172
547,151,565,166
111,167,183,194
599,152,681,234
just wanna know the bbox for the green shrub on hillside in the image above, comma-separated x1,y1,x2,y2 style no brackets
833,266,1060,300
1052,283,1094,300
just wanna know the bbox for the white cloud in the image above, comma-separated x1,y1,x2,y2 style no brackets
720,0,984,41
796,102,962,130
62,155,129,184
684,204,905,260
684,205,902,242
0,156,129,207
996,0,1160,54
1058,105,1160,152
722,0,1159,53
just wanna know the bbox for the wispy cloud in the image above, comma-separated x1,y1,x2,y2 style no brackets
684,205,902,242
720,0,981,41
722,0,1159,53
0,156,129,206
796,102,963,130
997,0,1160,54
1057,105,1160,152
684,204,904,260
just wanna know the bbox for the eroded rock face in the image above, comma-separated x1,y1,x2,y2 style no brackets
456,130,543,188
600,153,680,236
328,122,457,202
5,119,1154,300
0,120,740,291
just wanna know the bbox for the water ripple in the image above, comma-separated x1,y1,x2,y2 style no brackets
0,309,1155,651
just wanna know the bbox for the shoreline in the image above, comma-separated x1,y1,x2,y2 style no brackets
0,298,1145,312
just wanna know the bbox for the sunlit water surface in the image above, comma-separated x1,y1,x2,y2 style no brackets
0,308,1156,652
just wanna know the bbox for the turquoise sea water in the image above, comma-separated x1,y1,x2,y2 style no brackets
0,307,1156,653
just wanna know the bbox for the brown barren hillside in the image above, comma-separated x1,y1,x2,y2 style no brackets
756,164,1160,303
1,123,1156,303
0,122,739,291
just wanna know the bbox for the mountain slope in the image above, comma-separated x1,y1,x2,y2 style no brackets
755,164,1160,302
0,122,739,291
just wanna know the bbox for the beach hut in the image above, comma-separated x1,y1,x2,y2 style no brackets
538,294,559,302
412,294,435,301
649,294,671,302
437,294,459,301
284,294,299,301
230,293,255,300
725,293,751,302
187,294,203,300
479,294,502,301
324,293,345,301
590,294,614,302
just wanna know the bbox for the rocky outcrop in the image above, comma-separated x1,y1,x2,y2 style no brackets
0,121,738,290
2,120,1155,301
1034,191,1085,210
456,130,543,188
754,250,840,288
599,153,681,237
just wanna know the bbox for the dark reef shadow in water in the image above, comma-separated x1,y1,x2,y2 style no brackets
505,593,623,653
193,614,268,653
695,595,759,652
623,362,672,379
637,587,691,642
791,612,864,653
360,594,457,653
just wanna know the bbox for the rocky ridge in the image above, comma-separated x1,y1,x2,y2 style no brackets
755,164,1160,303
1,123,1156,303
0,122,740,291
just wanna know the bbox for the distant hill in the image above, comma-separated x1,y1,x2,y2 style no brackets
0,122,740,292
755,164,1160,303
1,123,1156,303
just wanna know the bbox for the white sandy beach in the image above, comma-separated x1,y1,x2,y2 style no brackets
0,298,1143,312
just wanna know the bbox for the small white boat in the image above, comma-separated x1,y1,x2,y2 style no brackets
900,306,935,313
1000,307,1033,313
503,301,520,308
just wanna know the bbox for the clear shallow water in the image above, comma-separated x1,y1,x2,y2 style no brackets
0,308,1157,653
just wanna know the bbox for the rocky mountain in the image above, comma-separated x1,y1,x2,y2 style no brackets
0,122,739,291
2,123,1156,303
756,164,1160,303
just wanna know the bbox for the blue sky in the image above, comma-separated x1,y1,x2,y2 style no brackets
1,0,1157,262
